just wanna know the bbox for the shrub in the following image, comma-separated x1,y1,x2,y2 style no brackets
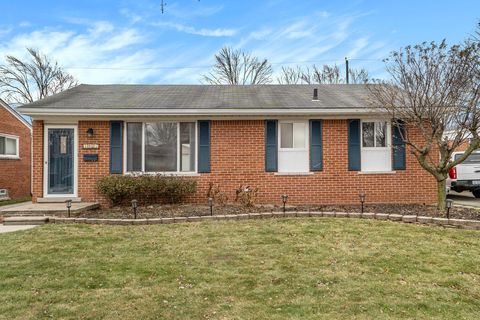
97,174,197,206
206,182,228,206
235,185,258,207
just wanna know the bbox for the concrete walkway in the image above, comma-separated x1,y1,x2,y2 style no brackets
0,225,38,234
0,202,99,215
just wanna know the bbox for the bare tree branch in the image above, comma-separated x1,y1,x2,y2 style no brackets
368,37,480,209
0,48,78,103
202,47,273,85
277,64,369,84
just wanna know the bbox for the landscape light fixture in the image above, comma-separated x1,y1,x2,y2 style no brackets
359,192,366,214
281,194,289,214
65,199,72,218
208,197,213,216
445,199,453,219
86,128,94,137
131,199,138,219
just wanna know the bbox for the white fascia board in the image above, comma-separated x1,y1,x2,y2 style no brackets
18,107,382,117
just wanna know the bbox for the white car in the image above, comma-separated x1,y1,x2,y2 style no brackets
447,151,480,198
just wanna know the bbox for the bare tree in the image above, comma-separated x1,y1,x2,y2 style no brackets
0,48,78,104
202,46,273,85
368,39,480,209
277,64,369,84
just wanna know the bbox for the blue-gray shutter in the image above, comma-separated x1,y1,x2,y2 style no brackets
392,120,406,170
348,119,361,171
109,121,123,174
198,120,211,173
310,120,323,171
265,120,278,172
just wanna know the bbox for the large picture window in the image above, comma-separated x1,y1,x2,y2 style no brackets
0,134,19,158
126,122,196,173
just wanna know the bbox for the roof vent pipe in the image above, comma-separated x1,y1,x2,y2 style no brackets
313,88,318,100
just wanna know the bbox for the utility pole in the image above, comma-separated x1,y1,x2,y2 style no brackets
345,57,349,84
161,0,166,14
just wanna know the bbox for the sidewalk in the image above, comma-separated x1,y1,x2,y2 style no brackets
0,225,38,234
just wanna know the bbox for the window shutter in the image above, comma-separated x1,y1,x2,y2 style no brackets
310,120,323,171
109,121,123,174
198,120,211,173
265,120,278,172
392,120,406,170
348,119,361,171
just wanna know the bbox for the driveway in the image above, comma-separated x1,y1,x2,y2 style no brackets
448,191,480,209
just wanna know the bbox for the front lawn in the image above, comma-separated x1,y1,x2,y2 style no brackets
1,219,479,319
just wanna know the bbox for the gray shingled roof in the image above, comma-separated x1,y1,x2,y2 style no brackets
20,84,371,110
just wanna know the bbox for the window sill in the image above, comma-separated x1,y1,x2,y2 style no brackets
274,172,314,176
125,171,201,177
358,171,396,175
0,156,20,160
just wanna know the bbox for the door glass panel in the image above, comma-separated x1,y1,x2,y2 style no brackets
375,122,386,147
48,128,74,195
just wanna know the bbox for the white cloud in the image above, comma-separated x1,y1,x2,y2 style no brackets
0,24,157,84
152,21,238,37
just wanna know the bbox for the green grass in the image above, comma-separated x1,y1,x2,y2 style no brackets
1,219,480,319
0,196,31,207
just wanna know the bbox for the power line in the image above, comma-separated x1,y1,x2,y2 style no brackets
63,58,383,71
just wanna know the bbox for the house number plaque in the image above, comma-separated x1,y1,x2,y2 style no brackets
82,144,99,149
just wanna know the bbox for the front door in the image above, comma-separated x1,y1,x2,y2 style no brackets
45,127,76,196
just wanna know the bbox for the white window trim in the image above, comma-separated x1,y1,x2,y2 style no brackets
360,120,392,173
361,120,391,150
0,133,20,159
123,121,198,175
278,120,309,152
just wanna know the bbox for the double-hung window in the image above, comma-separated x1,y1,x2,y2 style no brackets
278,120,309,173
0,134,19,158
361,121,391,172
126,122,196,173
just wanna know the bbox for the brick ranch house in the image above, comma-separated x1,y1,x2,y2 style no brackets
17,84,437,207
0,99,31,200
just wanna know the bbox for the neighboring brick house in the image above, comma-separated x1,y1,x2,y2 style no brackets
18,84,437,207
0,99,31,200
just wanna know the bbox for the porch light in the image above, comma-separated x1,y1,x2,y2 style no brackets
281,194,288,214
359,192,366,214
131,199,138,219
445,199,453,219
86,128,94,137
65,199,72,218
208,197,213,216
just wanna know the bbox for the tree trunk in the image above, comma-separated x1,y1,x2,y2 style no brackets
437,179,446,210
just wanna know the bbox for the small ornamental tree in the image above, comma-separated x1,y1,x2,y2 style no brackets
368,38,480,209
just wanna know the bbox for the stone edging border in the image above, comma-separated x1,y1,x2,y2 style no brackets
48,211,480,230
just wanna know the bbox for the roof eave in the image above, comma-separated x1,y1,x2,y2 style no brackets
17,107,383,117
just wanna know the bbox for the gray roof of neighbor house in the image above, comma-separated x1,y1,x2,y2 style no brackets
18,84,377,117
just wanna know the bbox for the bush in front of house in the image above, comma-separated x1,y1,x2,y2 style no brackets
96,174,197,206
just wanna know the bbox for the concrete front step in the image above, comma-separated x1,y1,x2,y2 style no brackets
3,216,51,225
37,197,82,203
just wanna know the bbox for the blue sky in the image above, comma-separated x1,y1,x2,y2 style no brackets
0,0,478,84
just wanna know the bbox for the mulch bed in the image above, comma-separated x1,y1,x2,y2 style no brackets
70,203,480,221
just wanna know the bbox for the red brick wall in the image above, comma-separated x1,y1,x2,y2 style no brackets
31,119,437,206
0,106,31,199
